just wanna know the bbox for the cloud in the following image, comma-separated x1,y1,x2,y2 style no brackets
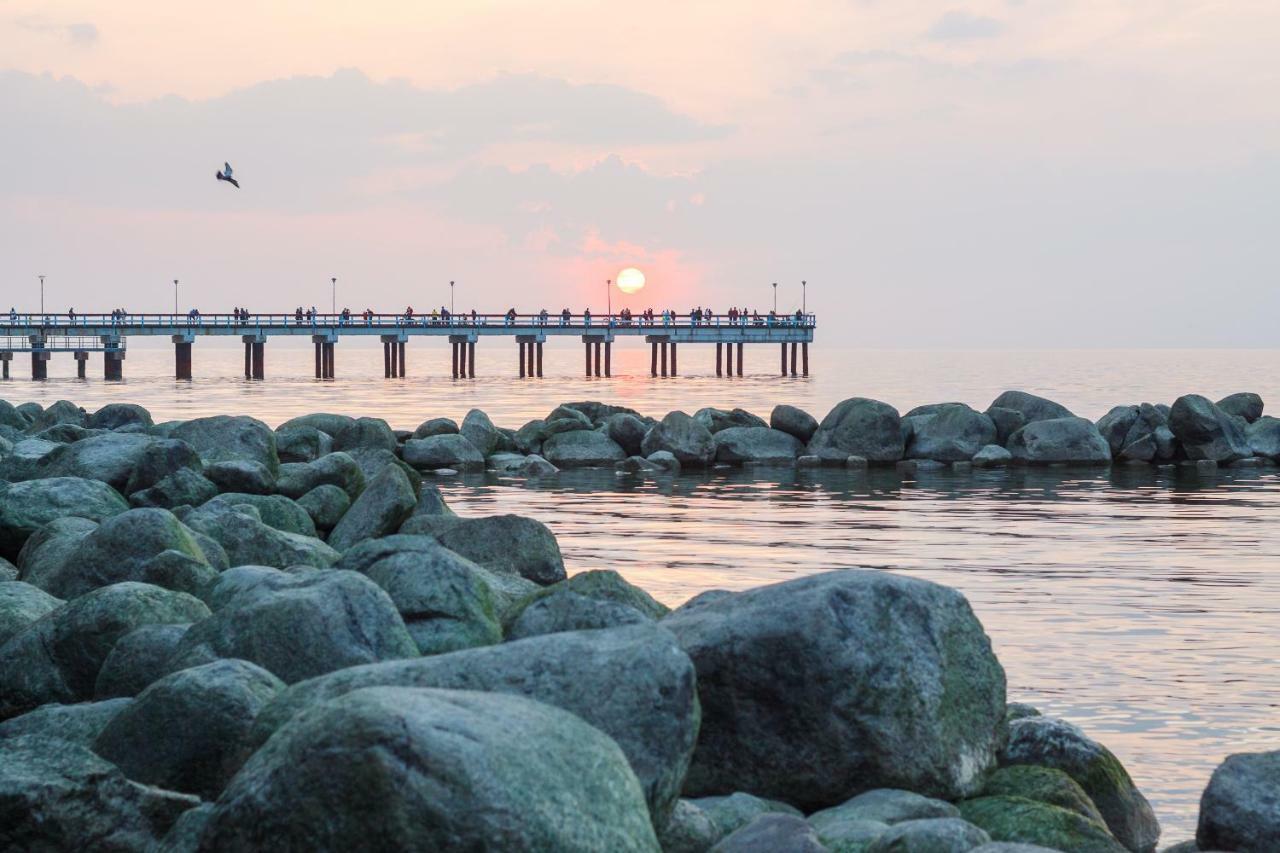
926,10,1003,41
16,17,99,47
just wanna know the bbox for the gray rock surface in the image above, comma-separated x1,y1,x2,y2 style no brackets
807,397,904,463
659,799,721,853
275,451,365,500
1168,395,1251,463
130,468,219,509
663,570,1006,810
987,391,1074,424
1007,417,1113,464
274,424,333,463
204,460,276,495
810,789,962,827
0,698,131,747
695,407,768,434
94,658,284,799
398,513,566,585
34,432,157,490
542,429,628,467
771,404,819,443
605,412,650,456
326,463,416,551
0,580,62,646
1196,749,1280,853
647,449,682,472
692,792,804,841
460,408,502,456
973,445,1013,467
412,416,458,438
401,433,485,470
170,415,278,474
123,438,204,494
182,502,339,569
642,410,717,467
710,813,827,853
199,686,660,852
865,817,990,853
518,453,559,477
713,426,804,465
13,517,98,590
0,437,60,480
1246,416,1280,460
296,483,350,531
95,622,191,698
508,589,653,639
0,475,129,559
203,493,315,537
1097,406,1141,456
907,405,998,463
1215,392,1263,423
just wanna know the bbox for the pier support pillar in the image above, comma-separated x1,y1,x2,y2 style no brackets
252,342,265,380
584,342,591,377
789,342,797,377
314,341,323,379
651,342,659,377
593,341,602,378
660,342,668,377
736,342,744,377
468,342,476,378
243,335,265,380
0,352,10,380
535,342,542,378
31,351,48,381
802,342,809,377
451,341,460,379
724,341,734,378
604,341,611,378
716,343,722,377
173,336,193,380
527,340,536,378
780,343,787,376
75,351,89,379
383,342,392,378
104,350,124,381
397,341,406,377
670,342,677,376
245,341,253,379
519,341,527,378
325,342,334,379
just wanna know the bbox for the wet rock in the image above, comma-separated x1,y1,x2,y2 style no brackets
331,416,397,453
182,502,339,569
88,403,154,431
275,450,365,500
296,483,349,531
958,796,1126,853
248,622,697,831
692,792,804,841
809,789,961,827
907,404,999,463
982,764,1105,825
1001,715,1159,852
401,433,485,471
123,438,205,494
1196,749,1280,853
695,407,768,434
0,580,62,646
1246,416,1280,460
865,817,991,853
987,408,1027,446
34,422,99,443
1117,404,1177,463
1215,392,1263,423
711,813,827,852
95,623,191,698
94,659,284,799
1168,395,1251,463
398,513,566,585
973,445,1013,467
168,570,416,684
413,416,458,438
0,582,211,719
647,449,682,472
205,460,275,495
273,424,332,463
663,570,1006,810
130,468,219,510
0,734,198,851
771,404,819,443
0,698,130,747
1096,406,1142,456
618,454,661,473
547,405,595,429
487,451,527,472
0,437,60,480
713,426,804,465
660,800,721,853
518,453,559,477
326,463,417,551
170,415,278,474
603,412,649,456
807,397,904,464
0,400,31,430
642,410,716,467
542,429,628,468
0,556,15,582
33,432,156,490
987,391,1074,425
458,408,500,457
200,687,660,851
1007,418,1112,465
198,565,321,612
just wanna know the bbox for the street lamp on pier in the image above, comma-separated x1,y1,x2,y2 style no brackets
450,281,455,315
606,279,613,320
174,280,179,316
772,282,777,313
802,280,806,314
38,275,45,317
331,277,336,315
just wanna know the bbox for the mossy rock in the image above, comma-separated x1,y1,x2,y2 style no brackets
982,765,1105,825
958,796,1125,853
504,569,668,629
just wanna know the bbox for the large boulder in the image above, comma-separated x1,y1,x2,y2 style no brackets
95,623,191,698
329,416,397,453
275,451,365,500
958,796,1126,853
34,432,157,489
1215,392,1264,423
204,460,276,495
1001,715,1159,852
326,463,416,551
505,569,668,639
713,426,804,465
1007,417,1113,464
401,433,484,471
1196,750,1280,853
0,476,129,560
0,582,211,719
0,735,198,851
398,513,566,585
198,687,660,851
0,580,62,646
981,764,1105,825
1168,394,1252,462
771,404,819,443
170,415,278,474
864,817,991,853
710,813,827,852
247,622,697,830
412,417,458,438
809,788,960,827
296,484,350,531
987,391,1074,424
182,502,339,570
1096,406,1141,456
807,398,904,463
94,659,284,799
907,405,998,462
663,570,1006,809
274,424,333,463
605,413,650,456
129,468,220,510
122,439,204,494
642,411,716,467
460,408,502,456
168,570,417,684
0,698,130,747
695,407,767,434
202,493,315,537
542,429,628,468
0,399,31,430
1246,416,1280,460
14,517,98,589
1115,404,1177,463
25,400,86,432
88,403,154,431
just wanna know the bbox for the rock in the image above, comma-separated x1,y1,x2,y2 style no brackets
487,451,527,472
986,408,1026,446
94,659,284,799
1168,395,1251,463
542,429,628,468
0,399,31,430
711,813,827,852
454,408,498,456
401,433,484,471
618,455,660,473
14,517,98,590
692,792,804,840
642,411,716,467
88,403,154,431
1097,406,1141,456
509,590,653,639
1196,749,1280,853
182,502,339,570
25,399,87,432
0,436,60,480
0,697,132,748
982,765,1105,825
663,570,1006,810
0,734,199,850
1117,404,1177,463
273,424,333,463
713,426,804,465
1156,842,1201,853
958,796,1126,853
865,817,991,853
973,445,1013,467
1007,417,1113,465
407,483,453,519
205,460,275,495
547,404,595,428
518,453,559,477
1215,392,1263,423
647,450,682,472
203,493,315,536
95,623,191,698
200,687,660,851
695,407,768,434
248,622,697,829
413,417,458,438
987,391,1074,424
807,398,904,464
907,405,998,463
971,845,1074,853
331,416,397,453
0,582,211,719
1002,715,1159,852
198,565,321,611
156,803,214,853
398,513,566,585
0,580,62,646
771,404,819,443
32,432,156,490
507,568,668,627
130,468,219,509
605,413,650,456
168,570,416,684
1246,416,1280,460
326,463,417,551
0,556,15,582
170,415,278,474
122,438,204,494
809,788,961,826
296,484,349,531
277,413,353,444
660,800,721,853
34,422,100,443
34,507,223,599
276,450,366,500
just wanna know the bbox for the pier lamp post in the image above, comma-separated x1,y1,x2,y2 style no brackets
772,282,777,313
802,280,806,314
606,279,612,321
174,279,179,316
331,277,336,315
39,275,45,317
450,281,455,315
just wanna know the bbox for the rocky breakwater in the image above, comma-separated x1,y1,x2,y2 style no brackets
0,397,1271,852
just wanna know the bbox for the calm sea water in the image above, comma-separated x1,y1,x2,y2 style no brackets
8,339,1280,841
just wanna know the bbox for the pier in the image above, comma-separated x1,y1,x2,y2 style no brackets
0,312,815,381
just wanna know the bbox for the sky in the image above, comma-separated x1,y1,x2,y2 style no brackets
2,1,1278,346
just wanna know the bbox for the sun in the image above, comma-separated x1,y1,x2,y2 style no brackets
616,267,646,294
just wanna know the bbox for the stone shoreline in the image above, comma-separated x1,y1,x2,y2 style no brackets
0,395,1276,852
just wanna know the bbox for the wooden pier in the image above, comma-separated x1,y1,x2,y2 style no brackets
0,312,815,381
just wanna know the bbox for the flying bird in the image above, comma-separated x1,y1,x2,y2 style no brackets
216,162,239,188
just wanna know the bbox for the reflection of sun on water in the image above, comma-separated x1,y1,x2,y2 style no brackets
616,267,645,294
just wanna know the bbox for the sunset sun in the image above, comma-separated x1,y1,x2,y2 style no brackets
616,267,646,294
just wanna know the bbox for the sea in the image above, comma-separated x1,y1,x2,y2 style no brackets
8,338,1280,841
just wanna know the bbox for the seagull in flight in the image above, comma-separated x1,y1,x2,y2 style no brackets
216,162,239,188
